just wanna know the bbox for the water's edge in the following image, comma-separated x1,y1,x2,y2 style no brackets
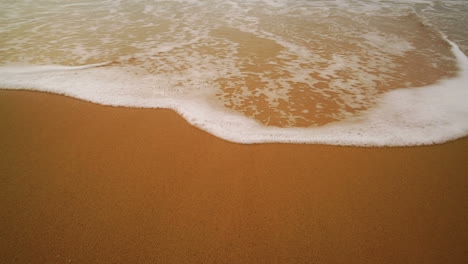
1,40,467,147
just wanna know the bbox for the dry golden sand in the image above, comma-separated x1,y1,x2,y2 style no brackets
0,90,467,264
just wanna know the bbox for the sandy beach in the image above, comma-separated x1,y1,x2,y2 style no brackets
0,89,467,263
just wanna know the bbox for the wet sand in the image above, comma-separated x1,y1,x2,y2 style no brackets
0,89,467,264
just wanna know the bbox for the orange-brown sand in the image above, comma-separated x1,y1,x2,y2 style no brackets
1,90,467,264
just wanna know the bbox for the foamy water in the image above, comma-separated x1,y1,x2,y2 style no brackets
1,0,468,146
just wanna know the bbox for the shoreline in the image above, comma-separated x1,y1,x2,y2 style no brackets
1,89,467,264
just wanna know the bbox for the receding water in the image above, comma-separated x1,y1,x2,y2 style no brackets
1,0,468,145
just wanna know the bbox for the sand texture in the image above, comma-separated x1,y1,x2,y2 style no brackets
1,90,467,264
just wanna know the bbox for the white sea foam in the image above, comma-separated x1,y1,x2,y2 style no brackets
1,40,467,146
0,63,111,74
185,40,468,146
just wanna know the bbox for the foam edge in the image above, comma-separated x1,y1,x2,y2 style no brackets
0,41,467,147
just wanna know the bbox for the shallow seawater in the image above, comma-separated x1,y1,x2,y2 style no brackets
1,0,468,146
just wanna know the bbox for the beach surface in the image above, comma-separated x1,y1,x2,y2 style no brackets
1,90,467,264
